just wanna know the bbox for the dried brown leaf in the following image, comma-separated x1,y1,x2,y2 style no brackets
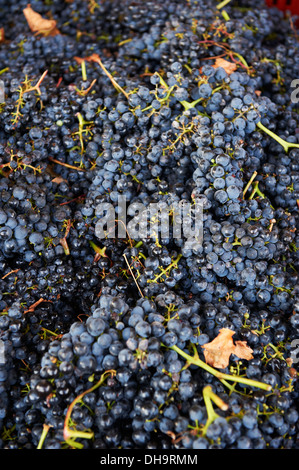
201,328,253,369
74,56,86,65
234,340,254,361
286,357,293,367
51,176,67,184
0,28,5,44
23,4,60,37
289,367,298,378
74,53,100,64
213,58,237,75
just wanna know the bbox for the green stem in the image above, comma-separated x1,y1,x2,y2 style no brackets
0,67,9,76
37,424,51,449
207,386,229,411
156,73,168,90
63,370,115,448
257,121,299,153
180,98,203,111
134,241,143,249
76,112,85,154
243,171,258,198
233,52,249,68
200,386,229,436
41,327,61,338
89,241,107,257
219,379,237,393
201,386,220,436
81,60,87,81
212,85,225,94
171,344,272,391
248,181,266,200
66,428,94,441
179,86,223,113
216,0,232,9
221,10,230,21
184,64,192,74
148,254,182,283
141,74,175,113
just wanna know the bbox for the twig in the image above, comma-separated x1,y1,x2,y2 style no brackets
269,219,276,232
243,171,258,198
24,298,52,314
49,157,86,171
59,194,86,206
123,253,144,298
2,269,19,280
75,78,97,96
25,70,48,95
74,54,129,100
60,219,73,255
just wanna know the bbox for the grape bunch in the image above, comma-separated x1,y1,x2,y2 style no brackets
0,0,298,450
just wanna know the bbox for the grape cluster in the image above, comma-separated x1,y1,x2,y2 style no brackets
0,0,298,450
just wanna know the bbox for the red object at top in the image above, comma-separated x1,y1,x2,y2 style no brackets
265,0,299,16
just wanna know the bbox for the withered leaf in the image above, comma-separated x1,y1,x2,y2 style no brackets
201,328,253,369
286,357,293,367
234,340,254,359
74,53,101,65
51,176,67,184
0,28,5,44
213,58,237,75
23,4,60,37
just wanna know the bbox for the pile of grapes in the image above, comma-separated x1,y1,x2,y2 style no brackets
0,0,298,450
